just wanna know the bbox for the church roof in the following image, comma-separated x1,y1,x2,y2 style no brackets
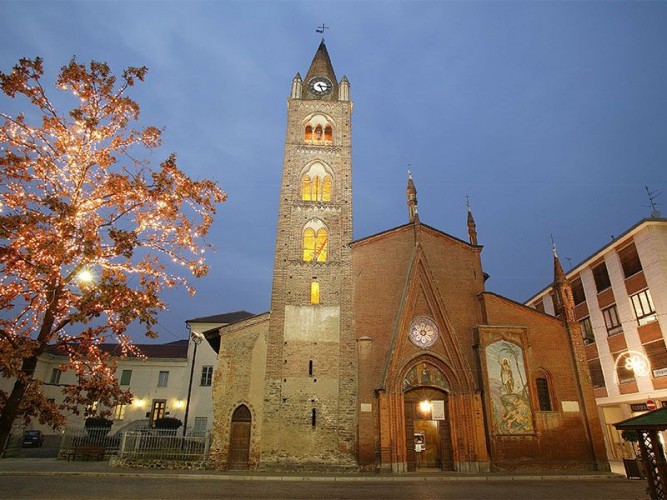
351,221,479,250
185,310,255,325
45,341,189,360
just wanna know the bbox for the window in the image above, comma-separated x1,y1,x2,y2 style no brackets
645,341,667,378
311,408,317,428
631,289,656,326
120,369,132,386
113,404,126,420
579,317,595,344
157,371,169,387
302,220,328,262
303,115,333,145
619,243,642,278
536,378,552,411
310,280,320,304
602,305,622,336
571,278,586,305
592,262,611,292
49,368,61,385
193,417,208,436
534,300,544,313
308,360,313,377
588,358,605,389
300,162,333,202
200,366,213,386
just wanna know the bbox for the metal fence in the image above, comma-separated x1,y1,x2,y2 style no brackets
60,426,122,455
118,430,211,461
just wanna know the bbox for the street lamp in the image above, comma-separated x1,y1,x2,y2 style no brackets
182,327,203,437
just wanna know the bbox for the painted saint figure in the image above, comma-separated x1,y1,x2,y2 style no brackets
500,358,514,394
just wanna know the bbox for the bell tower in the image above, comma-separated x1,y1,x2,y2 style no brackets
261,40,356,467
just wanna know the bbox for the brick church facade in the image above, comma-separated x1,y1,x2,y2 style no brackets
206,41,609,472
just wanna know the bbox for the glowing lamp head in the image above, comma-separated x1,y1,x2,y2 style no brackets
77,269,94,284
419,400,432,415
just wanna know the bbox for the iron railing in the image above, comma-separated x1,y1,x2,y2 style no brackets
118,429,211,461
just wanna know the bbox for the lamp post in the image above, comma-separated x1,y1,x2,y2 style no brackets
183,328,203,437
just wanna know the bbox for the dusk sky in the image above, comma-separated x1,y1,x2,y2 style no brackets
2,1,666,344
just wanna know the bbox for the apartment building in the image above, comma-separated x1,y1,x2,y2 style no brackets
526,217,667,460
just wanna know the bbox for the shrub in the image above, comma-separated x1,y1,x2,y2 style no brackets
154,417,182,430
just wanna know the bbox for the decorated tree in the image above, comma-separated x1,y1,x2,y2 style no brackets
0,58,226,452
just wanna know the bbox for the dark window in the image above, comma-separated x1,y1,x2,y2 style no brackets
49,368,61,385
120,369,132,386
602,305,622,335
592,262,611,292
645,341,667,378
619,243,642,278
579,317,595,344
631,289,656,325
571,278,586,305
311,409,317,428
200,366,213,386
157,371,169,387
536,378,552,411
588,358,605,389
308,360,313,377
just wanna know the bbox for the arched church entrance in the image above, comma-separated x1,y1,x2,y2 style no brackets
228,405,251,470
402,363,454,471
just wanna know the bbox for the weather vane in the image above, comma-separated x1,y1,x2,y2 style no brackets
316,23,329,35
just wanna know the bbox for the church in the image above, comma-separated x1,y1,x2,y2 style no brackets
203,41,609,473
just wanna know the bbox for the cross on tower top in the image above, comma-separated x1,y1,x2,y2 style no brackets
316,23,329,35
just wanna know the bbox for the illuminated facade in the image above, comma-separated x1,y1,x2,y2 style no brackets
206,40,609,473
526,217,667,461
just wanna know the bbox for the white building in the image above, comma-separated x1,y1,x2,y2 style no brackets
526,217,667,460
1,311,252,439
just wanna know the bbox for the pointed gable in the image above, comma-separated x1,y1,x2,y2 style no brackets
302,40,339,100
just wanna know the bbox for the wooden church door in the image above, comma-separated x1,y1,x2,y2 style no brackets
228,405,251,470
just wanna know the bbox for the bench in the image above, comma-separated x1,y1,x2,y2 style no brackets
67,445,106,461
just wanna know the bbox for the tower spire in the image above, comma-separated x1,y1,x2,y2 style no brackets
466,196,478,246
407,168,419,223
552,236,575,323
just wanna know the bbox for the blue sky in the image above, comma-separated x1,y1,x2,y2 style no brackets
2,1,666,344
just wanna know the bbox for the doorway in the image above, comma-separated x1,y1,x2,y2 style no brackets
228,405,251,470
404,387,453,471
150,400,166,427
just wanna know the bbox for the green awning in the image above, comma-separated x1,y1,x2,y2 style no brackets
615,407,667,431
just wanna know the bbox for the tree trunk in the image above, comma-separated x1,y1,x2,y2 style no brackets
0,284,60,454
0,355,38,454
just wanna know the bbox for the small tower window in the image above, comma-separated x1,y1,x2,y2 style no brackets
324,125,333,142
311,408,317,428
303,228,316,261
303,114,334,145
301,162,334,202
310,280,320,304
305,125,313,142
322,176,332,201
315,229,328,262
308,360,313,376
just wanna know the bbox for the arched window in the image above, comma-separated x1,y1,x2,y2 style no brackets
303,228,316,261
302,220,328,263
300,162,333,202
303,114,334,145
301,175,312,201
536,377,552,411
322,176,332,201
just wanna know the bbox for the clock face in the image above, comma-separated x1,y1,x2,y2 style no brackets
409,317,439,349
308,77,333,96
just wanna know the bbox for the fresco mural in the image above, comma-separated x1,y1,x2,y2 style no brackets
403,362,450,392
485,340,534,434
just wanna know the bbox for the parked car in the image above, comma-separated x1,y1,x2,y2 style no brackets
22,430,44,447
